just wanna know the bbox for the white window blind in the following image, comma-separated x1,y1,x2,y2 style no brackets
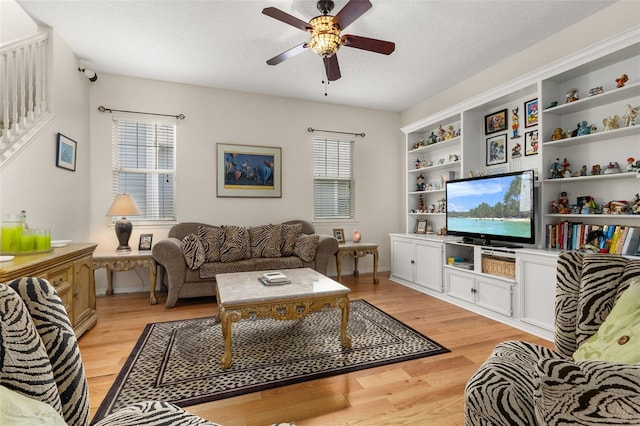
313,137,354,220
112,119,176,221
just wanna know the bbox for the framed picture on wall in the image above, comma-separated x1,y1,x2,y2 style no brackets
525,130,539,156
484,109,508,135
216,143,281,198
525,98,538,128
56,133,77,171
486,134,507,166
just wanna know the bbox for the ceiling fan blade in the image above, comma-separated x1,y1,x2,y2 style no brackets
262,7,310,31
333,0,372,30
342,35,395,55
266,42,308,65
324,55,341,81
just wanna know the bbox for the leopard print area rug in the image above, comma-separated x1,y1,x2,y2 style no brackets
94,300,449,421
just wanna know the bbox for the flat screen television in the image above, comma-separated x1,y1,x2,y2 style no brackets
445,170,535,247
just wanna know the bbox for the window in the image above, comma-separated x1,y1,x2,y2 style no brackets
112,118,176,222
313,137,354,220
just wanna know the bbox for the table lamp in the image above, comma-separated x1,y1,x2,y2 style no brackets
107,194,141,251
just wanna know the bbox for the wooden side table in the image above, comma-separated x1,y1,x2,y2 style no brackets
335,242,379,284
93,249,158,304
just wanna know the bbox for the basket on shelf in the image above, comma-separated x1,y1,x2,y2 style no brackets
482,255,515,279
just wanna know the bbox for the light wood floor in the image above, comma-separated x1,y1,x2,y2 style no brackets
79,272,553,426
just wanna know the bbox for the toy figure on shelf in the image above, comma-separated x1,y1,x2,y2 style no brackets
616,73,629,88
438,125,446,141
551,128,566,141
581,199,590,214
560,158,571,178
415,158,421,169
444,125,455,140
427,131,437,145
576,121,592,136
550,158,561,179
565,88,579,103
628,157,637,172
416,174,426,191
512,142,522,158
604,162,621,174
417,195,424,212
587,197,598,213
623,104,638,127
631,193,640,214
511,106,520,139
580,165,588,176
602,115,620,131
591,164,602,175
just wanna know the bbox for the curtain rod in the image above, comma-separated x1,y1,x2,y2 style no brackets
307,127,365,137
98,106,185,120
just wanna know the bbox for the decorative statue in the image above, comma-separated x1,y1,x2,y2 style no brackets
616,73,629,88
511,106,520,139
576,121,592,136
550,158,561,179
602,115,620,131
551,128,566,141
416,174,426,191
565,88,579,103
623,104,638,127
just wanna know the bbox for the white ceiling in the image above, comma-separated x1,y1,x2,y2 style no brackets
16,0,616,112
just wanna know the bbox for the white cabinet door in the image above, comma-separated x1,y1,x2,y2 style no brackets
475,276,513,317
445,268,475,303
415,240,443,292
518,252,558,332
391,237,415,282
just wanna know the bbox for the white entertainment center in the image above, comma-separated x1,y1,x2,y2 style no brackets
391,28,639,342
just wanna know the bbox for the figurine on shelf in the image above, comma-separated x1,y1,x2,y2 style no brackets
511,106,520,139
417,195,424,212
576,121,592,136
449,153,459,162
602,115,620,131
631,193,640,214
416,174,426,191
623,104,638,127
551,128,566,141
550,158,561,179
604,162,621,174
580,165,588,176
437,125,446,141
589,86,604,96
415,158,421,169
591,164,602,175
427,131,438,145
512,142,522,158
616,73,629,88
581,199,590,215
560,158,571,178
587,197,598,214
444,125,455,140
565,88,579,103
627,157,637,172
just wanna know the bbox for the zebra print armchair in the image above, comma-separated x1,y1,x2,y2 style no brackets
0,277,221,426
465,252,640,425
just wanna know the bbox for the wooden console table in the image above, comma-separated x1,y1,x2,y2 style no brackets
0,243,98,337
335,242,379,284
93,250,158,305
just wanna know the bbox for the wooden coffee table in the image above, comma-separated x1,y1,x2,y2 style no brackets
215,268,351,369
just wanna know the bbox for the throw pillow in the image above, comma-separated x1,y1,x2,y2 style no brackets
294,234,319,262
197,225,223,262
281,223,303,256
181,233,205,269
249,224,282,258
0,385,67,426
573,277,640,363
220,225,251,262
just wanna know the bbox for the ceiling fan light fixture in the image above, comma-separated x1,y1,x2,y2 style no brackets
308,15,341,57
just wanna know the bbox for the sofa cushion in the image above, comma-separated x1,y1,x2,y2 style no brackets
249,224,282,258
252,256,305,271
573,277,640,364
281,223,303,256
294,234,319,262
0,385,67,426
199,256,306,279
182,233,205,270
198,225,223,262
220,225,251,262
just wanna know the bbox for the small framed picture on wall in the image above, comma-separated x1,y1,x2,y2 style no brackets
484,109,508,135
525,130,539,156
525,98,538,128
486,134,507,166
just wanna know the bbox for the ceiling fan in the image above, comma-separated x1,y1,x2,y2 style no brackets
262,0,395,82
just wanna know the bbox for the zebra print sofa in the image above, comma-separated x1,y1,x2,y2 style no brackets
465,252,640,425
0,276,221,426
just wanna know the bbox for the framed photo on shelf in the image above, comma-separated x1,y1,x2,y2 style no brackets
486,133,507,166
56,133,77,171
333,228,345,243
525,98,538,128
216,143,281,198
484,109,508,135
415,219,428,234
138,234,153,250
525,130,539,156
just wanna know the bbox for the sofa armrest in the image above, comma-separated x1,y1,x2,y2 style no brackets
152,237,186,273
313,234,338,275
533,358,640,424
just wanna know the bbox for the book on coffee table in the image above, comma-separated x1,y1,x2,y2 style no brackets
259,272,291,285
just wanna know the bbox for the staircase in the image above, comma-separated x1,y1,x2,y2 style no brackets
0,31,53,168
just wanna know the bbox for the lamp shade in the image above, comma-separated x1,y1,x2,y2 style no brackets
107,194,141,217
107,194,141,251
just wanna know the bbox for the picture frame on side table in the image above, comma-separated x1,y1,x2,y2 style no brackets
415,219,427,234
484,109,508,135
486,133,507,166
216,143,282,197
333,229,345,243
56,133,77,171
525,98,538,128
139,234,153,251
525,130,539,156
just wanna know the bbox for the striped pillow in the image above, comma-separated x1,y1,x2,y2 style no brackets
182,233,205,269
250,224,282,258
197,225,223,262
281,223,302,256
294,234,319,262
220,226,251,262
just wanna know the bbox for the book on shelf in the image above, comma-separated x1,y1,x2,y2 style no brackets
622,227,640,256
545,222,639,254
259,271,291,285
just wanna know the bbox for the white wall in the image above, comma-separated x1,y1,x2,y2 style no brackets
0,28,91,242
0,0,37,43
401,1,640,127
88,74,403,294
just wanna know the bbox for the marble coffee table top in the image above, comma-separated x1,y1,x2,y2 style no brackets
215,268,350,305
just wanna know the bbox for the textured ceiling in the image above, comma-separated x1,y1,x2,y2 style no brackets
16,0,616,112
